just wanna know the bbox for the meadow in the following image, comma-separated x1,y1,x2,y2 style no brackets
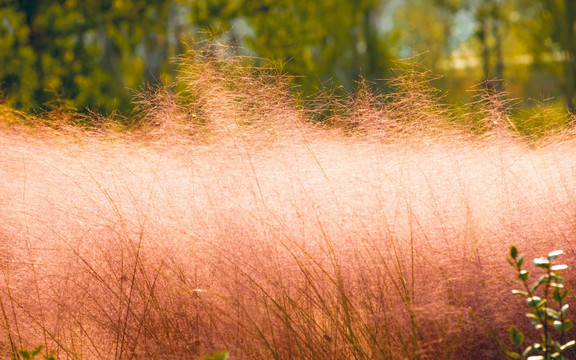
0,51,575,359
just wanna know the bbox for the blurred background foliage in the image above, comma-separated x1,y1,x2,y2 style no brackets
0,0,575,116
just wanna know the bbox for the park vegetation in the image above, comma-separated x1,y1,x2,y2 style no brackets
1,0,576,116
0,48,575,359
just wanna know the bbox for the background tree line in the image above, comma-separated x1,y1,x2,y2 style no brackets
0,0,574,116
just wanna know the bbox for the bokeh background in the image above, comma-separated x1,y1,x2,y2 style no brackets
0,0,574,115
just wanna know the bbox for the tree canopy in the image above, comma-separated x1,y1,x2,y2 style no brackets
0,0,574,115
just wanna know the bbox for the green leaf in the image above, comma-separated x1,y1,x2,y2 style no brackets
526,313,540,325
552,289,569,303
506,351,522,359
550,278,564,287
526,296,544,308
510,326,525,347
551,264,568,271
512,289,529,296
31,345,43,357
560,304,569,316
18,350,31,360
553,319,573,333
546,308,561,319
518,270,529,282
517,254,524,268
522,346,533,357
535,308,548,320
527,356,544,360
547,250,563,261
534,258,550,269
553,288,569,302
510,246,519,259
537,275,551,287
554,288,562,303
550,353,566,360
560,340,575,350
531,278,549,294
561,289,570,302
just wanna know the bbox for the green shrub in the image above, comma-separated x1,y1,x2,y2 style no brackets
506,246,575,359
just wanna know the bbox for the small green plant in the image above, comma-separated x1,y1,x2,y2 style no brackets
202,350,229,360
507,246,575,360
11,344,56,360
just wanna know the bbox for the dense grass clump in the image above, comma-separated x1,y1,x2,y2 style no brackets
0,49,575,359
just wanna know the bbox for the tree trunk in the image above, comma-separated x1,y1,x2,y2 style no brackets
478,16,491,82
19,0,46,105
362,7,379,81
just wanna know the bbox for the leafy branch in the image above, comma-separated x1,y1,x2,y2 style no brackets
507,246,575,360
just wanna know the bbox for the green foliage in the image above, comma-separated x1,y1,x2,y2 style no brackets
241,0,393,95
510,102,570,139
506,246,575,360
202,350,229,360
0,0,203,114
12,345,56,360
0,0,575,118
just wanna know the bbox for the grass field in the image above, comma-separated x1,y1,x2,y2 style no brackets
0,52,575,359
